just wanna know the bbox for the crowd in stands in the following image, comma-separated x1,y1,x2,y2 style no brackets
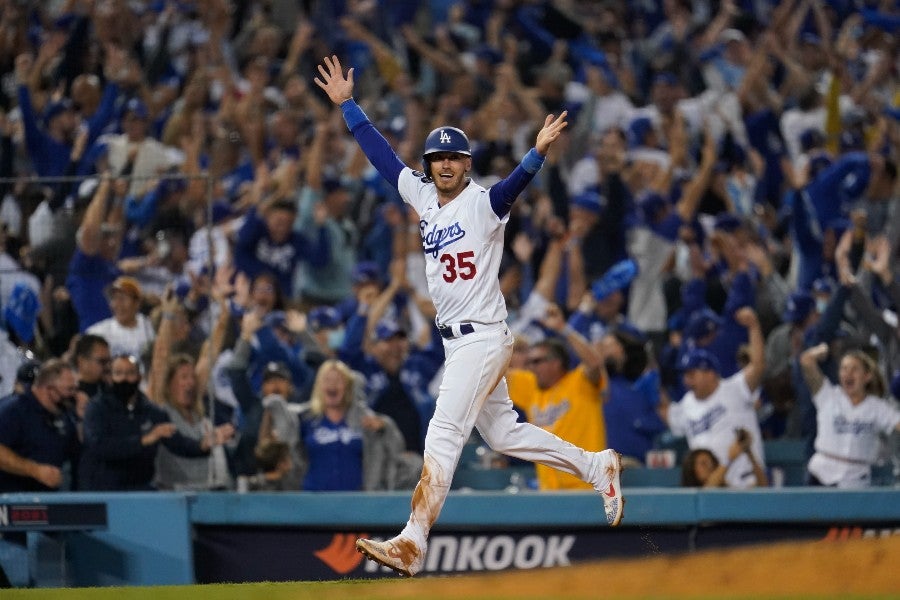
1,0,899,497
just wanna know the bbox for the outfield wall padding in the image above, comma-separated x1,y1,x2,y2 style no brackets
2,488,899,586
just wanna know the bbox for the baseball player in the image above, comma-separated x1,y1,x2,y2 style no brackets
314,55,623,577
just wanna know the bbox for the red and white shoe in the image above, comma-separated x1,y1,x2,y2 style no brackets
596,450,624,526
355,536,424,577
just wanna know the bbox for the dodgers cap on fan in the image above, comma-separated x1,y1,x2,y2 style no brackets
591,258,639,301
626,116,653,149
308,306,342,331
262,361,292,382
373,321,406,342
680,348,721,374
570,190,604,215
422,126,471,158
782,291,816,324
812,277,836,295
683,308,722,341
351,261,382,286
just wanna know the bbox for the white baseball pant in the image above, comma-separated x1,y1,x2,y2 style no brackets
399,320,600,550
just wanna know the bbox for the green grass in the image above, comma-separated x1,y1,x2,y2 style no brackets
4,578,899,600
4,581,384,600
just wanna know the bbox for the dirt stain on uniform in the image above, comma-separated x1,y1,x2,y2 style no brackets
410,455,446,535
391,537,421,566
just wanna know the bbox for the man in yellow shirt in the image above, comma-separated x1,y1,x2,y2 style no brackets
507,304,607,490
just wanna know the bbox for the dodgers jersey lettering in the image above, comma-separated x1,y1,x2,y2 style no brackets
397,168,508,326
668,371,766,488
807,381,900,487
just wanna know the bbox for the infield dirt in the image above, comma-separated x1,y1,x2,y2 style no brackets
340,535,900,599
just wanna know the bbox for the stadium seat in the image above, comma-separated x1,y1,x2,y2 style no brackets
763,439,809,486
654,433,690,465
458,441,483,470
870,461,896,487
621,467,682,488
451,465,536,491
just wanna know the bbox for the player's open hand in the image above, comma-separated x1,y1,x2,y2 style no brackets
534,111,568,156
314,55,354,106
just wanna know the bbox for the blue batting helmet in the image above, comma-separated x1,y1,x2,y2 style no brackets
421,126,471,175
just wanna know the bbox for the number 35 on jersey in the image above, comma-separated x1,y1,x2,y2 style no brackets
440,251,477,283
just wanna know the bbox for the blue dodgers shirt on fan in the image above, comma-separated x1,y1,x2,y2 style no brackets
300,417,363,491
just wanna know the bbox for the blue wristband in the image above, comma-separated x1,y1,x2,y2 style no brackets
521,148,545,174
340,99,369,131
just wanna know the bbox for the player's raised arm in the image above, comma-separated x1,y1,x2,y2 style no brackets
313,55,406,188
313,55,355,104
489,112,568,219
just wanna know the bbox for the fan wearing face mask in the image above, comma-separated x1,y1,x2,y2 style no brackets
77,354,210,491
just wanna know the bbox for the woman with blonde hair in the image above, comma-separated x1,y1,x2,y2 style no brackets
800,344,900,488
285,359,419,491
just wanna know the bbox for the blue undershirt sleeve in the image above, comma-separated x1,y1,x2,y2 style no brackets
488,148,544,219
341,100,405,188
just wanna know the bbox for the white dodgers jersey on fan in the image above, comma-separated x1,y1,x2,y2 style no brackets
668,371,766,488
397,167,507,326
807,382,900,487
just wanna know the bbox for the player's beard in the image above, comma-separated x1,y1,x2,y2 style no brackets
433,171,468,197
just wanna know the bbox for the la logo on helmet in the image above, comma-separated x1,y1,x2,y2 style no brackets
439,130,452,144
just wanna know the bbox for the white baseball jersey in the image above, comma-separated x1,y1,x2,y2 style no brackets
668,371,766,488
397,168,507,326
807,382,900,488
